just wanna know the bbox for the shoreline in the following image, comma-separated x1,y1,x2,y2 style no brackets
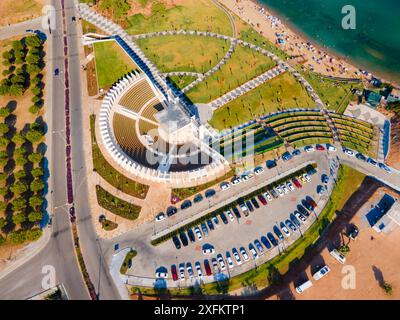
252,0,400,86
220,0,399,86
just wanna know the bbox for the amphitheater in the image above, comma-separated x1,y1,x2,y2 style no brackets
98,70,229,187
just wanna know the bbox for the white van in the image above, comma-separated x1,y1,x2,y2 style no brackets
312,265,331,281
295,279,313,294
330,249,346,264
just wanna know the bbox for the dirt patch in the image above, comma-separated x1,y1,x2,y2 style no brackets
263,183,400,300
126,0,180,17
0,0,44,27
379,107,400,170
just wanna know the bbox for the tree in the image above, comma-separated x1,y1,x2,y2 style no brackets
25,129,43,143
28,152,43,164
26,64,41,75
14,156,28,167
0,171,7,180
0,136,9,148
14,169,26,180
0,107,11,118
0,123,9,134
26,53,40,65
382,282,393,295
31,167,44,178
2,51,13,61
12,212,26,225
0,151,8,166
0,217,6,229
11,133,25,145
29,104,40,114
30,179,44,192
31,95,41,104
0,85,9,96
0,202,6,211
8,84,24,96
31,86,42,96
0,187,8,197
29,195,43,208
11,198,27,211
28,211,43,223
11,74,25,85
14,146,26,158
12,40,24,51
10,181,28,195
25,35,42,48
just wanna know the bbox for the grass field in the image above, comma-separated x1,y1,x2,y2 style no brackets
167,75,197,90
90,115,149,199
301,71,362,112
137,165,365,296
209,72,315,130
96,185,141,220
93,40,139,89
186,45,277,104
120,250,137,274
136,35,229,73
126,0,232,36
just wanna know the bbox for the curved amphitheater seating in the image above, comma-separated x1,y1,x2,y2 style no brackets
119,79,155,112
141,101,164,122
98,74,228,186
139,119,158,135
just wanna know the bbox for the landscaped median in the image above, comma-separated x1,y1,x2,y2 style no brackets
151,164,317,246
96,185,141,220
133,165,365,297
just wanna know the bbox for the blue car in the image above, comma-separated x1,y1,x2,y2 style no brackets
282,151,293,161
267,232,278,247
207,219,214,231
292,149,301,156
193,194,203,203
54,68,60,76
205,189,216,198
260,236,272,250
220,212,228,224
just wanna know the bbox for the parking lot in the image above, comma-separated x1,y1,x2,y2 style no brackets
125,154,338,286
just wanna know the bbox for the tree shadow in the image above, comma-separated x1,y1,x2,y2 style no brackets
372,265,385,287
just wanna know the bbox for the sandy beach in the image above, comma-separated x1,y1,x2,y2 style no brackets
219,0,362,79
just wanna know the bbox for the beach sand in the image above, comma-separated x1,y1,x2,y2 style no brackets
219,0,361,79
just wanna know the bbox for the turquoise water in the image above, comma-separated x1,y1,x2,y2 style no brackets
258,0,400,83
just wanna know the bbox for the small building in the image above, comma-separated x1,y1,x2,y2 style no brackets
365,90,383,108
371,198,400,233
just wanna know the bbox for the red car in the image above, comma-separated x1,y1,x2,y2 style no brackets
306,196,317,209
316,144,325,151
292,178,302,188
257,194,267,206
204,259,212,276
171,264,178,281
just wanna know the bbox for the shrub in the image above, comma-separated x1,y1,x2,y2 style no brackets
28,211,43,223
0,107,11,118
12,212,26,225
12,133,25,145
28,152,43,164
30,179,45,192
31,167,44,177
0,123,10,134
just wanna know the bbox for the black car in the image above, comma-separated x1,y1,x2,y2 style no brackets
187,229,196,242
266,160,277,169
273,226,284,241
167,206,177,217
270,189,279,199
302,199,314,211
179,232,189,247
207,219,214,231
251,197,260,209
69,206,75,216
181,200,192,210
260,236,272,249
220,212,228,224
267,232,278,247
172,235,181,249
205,189,216,198
232,206,241,219
297,204,310,217
356,153,367,161
193,194,203,203
246,200,254,212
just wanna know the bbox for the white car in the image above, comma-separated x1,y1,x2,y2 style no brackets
264,191,273,202
155,212,165,222
254,167,264,175
232,248,242,265
249,245,259,260
344,148,355,157
212,216,220,228
194,227,203,241
305,146,315,152
239,203,248,214
220,182,230,191
313,265,330,281
179,265,185,280
275,186,284,197
240,247,249,261
295,211,307,223
195,261,203,278
155,271,168,278
281,184,289,194
303,173,311,182
326,144,336,152
280,222,291,237
217,254,226,270
202,247,215,255
226,210,235,222
226,253,234,269
286,181,295,192
241,174,250,181
231,177,241,185
186,263,194,278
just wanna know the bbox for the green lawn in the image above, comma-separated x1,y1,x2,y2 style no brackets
120,250,137,274
186,44,277,104
301,70,363,112
209,72,315,130
126,0,233,36
167,75,197,90
96,185,141,220
93,40,139,89
145,165,365,296
136,35,229,73
90,115,149,199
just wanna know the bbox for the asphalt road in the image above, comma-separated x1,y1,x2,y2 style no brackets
0,0,88,300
